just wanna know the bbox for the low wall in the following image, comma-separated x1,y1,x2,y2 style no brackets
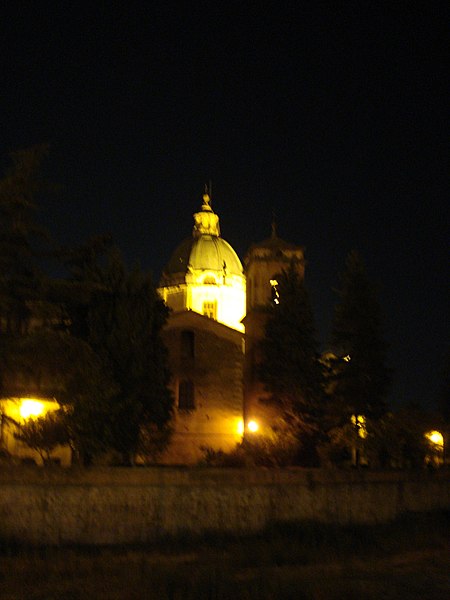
0,467,448,545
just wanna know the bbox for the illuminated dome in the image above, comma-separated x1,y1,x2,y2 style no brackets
159,192,246,332
164,236,243,282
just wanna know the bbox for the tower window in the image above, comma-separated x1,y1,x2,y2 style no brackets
180,330,195,359
203,276,216,285
178,379,195,410
270,279,280,304
203,301,217,319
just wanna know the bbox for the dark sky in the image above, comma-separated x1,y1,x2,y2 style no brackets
1,3,448,410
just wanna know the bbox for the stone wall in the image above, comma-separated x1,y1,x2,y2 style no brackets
0,467,448,545
161,311,244,463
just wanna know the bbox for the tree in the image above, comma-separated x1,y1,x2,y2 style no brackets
55,234,114,339
328,251,391,429
3,328,118,463
14,410,68,464
258,262,325,464
0,147,173,465
368,406,437,469
0,145,53,334
75,248,173,464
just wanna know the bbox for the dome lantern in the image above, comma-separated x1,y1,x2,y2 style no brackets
193,192,221,238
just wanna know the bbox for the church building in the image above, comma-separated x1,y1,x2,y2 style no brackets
158,192,304,463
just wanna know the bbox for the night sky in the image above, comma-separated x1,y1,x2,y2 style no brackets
1,3,448,411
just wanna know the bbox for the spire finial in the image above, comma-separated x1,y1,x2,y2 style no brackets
202,182,212,210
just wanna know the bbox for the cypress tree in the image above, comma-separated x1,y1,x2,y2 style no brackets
329,251,391,424
84,248,173,463
0,145,52,334
258,262,324,455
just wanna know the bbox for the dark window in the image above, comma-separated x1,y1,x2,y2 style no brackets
178,380,195,410
180,330,195,359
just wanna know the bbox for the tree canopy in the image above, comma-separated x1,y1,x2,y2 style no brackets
0,145,53,334
0,147,174,465
257,263,325,462
68,247,174,463
328,250,391,424
3,328,118,462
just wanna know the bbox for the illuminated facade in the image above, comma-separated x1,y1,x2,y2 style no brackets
158,311,244,463
158,193,246,462
158,195,306,462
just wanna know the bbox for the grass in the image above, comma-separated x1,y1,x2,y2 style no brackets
0,512,449,599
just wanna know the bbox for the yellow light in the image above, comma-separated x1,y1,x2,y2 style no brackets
270,280,280,304
426,430,444,447
343,355,351,362
20,399,45,420
237,419,244,435
247,420,259,433
351,414,367,438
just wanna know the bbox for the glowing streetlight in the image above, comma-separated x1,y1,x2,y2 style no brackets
424,430,444,467
425,430,443,447
247,420,259,433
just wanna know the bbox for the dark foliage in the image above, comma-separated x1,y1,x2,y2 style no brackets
257,263,325,462
13,409,68,462
4,329,118,462
328,251,391,424
0,148,173,465
0,145,54,335
73,248,174,463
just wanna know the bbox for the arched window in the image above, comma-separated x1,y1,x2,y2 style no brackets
178,380,195,410
180,330,195,359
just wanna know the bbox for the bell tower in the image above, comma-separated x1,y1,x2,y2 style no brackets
243,224,305,434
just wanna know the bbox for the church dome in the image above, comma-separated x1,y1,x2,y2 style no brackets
161,192,243,283
159,191,246,332
163,235,243,280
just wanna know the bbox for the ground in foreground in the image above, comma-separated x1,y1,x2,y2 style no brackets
0,512,449,599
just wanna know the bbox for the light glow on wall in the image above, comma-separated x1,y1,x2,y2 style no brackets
351,414,367,438
19,399,45,420
160,274,246,332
